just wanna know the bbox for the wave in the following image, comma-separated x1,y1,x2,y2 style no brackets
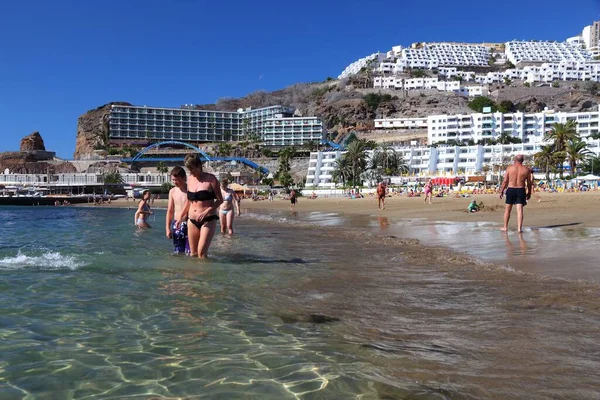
0,250,87,271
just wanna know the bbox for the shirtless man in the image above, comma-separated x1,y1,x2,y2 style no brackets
499,154,533,233
377,182,387,210
166,166,189,254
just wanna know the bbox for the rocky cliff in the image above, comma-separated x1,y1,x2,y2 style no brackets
73,80,599,158
74,102,132,159
0,132,77,174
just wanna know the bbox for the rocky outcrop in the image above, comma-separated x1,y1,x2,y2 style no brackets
20,132,46,151
74,102,131,159
0,152,76,174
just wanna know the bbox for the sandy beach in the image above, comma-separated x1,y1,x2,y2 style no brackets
243,191,600,229
89,191,600,232
90,191,600,229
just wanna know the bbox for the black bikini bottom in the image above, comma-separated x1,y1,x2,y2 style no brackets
189,214,219,229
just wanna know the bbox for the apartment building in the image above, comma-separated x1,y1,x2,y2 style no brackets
505,41,592,65
372,75,487,96
108,104,324,147
402,43,490,68
338,53,386,79
262,116,325,146
582,21,600,57
305,139,600,187
374,117,428,130
428,109,600,145
439,61,600,83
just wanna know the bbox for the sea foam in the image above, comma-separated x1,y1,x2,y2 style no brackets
0,251,86,271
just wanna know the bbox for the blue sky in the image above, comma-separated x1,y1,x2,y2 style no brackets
1,0,599,158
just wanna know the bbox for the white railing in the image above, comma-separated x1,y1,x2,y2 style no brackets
0,173,171,187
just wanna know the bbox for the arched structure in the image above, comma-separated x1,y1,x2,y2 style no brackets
130,140,210,163
124,140,269,174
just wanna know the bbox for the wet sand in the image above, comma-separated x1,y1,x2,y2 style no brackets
88,192,600,281
239,192,600,280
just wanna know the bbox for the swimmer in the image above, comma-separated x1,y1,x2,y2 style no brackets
219,178,240,235
166,166,189,254
134,190,153,228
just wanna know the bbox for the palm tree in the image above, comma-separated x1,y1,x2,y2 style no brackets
534,145,556,181
371,144,409,176
156,161,168,174
305,140,318,152
344,139,368,185
564,137,593,177
497,132,512,145
545,121,577,152
332,157,350,187
102,172,124,184
218,143,233,157
582,156,600,175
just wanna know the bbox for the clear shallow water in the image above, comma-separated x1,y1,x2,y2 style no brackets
1,206,600,399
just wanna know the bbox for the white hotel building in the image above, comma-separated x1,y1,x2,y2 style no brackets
307,109,600,187
428,109,600,145
306,138,600,187
338,53,386,79
505,41,592,65
372,75,489,96
108,105,325,147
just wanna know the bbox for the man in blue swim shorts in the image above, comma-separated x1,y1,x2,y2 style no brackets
166,166,190,254
499,154,533,233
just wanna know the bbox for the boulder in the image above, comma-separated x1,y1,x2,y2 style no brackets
20,132,45,151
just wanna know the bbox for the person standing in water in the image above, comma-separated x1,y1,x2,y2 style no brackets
134,190,153,228
166,166,189,254
499,154,533,233
177,154,223,258
377,181,387,210
289,189,297,212
219,179,240,235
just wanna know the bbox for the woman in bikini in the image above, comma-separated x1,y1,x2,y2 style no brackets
177,154,223,258
423,178,433,205
219,179,240,235
134,190,153,228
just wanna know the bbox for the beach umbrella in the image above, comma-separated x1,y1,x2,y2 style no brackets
575,174,600,181
229,183,247,191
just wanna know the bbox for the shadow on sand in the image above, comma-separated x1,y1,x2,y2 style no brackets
531,222,583,230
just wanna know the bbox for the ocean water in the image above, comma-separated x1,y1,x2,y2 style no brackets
1,206,600,399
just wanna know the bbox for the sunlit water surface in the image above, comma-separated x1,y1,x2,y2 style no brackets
1,206,600,399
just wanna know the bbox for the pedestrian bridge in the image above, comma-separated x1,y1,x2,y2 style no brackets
120,140,269,174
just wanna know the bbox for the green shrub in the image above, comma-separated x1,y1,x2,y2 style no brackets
363,93,393,110
468,96,497,112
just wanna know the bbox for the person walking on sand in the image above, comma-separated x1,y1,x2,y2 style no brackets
134,190,153,228
377,182,387,210
289,189,297,212
176,154,223,259
499,154,533,233
423,178,433,205
166,166,189,255
219,179,240,235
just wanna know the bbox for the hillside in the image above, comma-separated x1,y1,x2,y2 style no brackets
73,77,600,159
